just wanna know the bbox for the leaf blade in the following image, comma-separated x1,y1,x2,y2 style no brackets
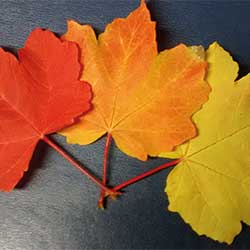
164,42,250,244
61,1,210,161
0,28,92,190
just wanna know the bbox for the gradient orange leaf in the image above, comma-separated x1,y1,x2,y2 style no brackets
60,0,210,160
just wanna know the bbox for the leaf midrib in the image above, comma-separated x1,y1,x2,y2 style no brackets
186,123,250,159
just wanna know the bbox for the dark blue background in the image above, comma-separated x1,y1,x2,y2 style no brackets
0,0,249,249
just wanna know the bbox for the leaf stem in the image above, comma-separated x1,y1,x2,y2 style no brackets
112,159,181,192
42,136,117,195
98,133,112,209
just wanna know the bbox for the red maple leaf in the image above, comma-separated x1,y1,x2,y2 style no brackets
0,28,93,191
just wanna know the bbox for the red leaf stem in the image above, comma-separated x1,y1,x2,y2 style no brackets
98,133,112,209
43,136,117,195
112,159,181,192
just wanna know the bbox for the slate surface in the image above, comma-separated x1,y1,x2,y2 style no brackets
0,0,250,249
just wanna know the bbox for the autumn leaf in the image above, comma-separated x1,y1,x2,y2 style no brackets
60,0,210,161
0,28,92,191
161,42,250,244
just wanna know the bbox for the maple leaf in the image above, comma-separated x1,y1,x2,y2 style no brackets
0,28,92,191
161,42,250,244
60,1,210,161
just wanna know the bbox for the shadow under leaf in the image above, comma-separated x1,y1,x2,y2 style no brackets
16,140,49,189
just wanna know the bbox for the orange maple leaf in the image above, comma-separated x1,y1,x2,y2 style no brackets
60,1,210,161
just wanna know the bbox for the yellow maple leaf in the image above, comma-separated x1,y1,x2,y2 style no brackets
60,1,210,160
161,42,250,244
